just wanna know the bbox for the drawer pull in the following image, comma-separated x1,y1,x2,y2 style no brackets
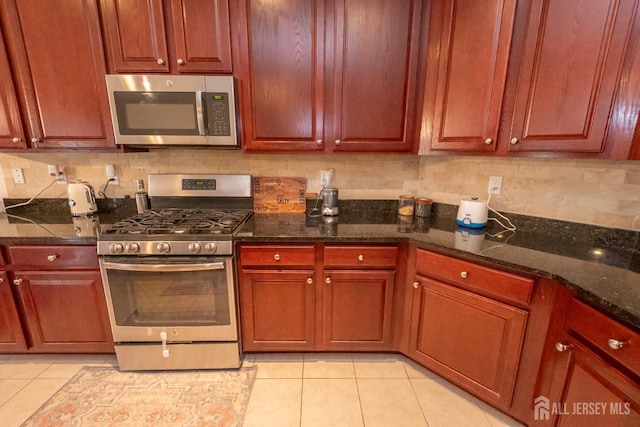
358,254,364,262
47,254,58,262
413,281,420,289
460,271,468,279
555,342,569,352
306,277,313,285
325,277,332,284
608,339,625,350
274,253,280,261
13,279,22,286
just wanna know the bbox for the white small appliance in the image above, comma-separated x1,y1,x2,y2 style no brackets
456,197,488,228
67,182,97,216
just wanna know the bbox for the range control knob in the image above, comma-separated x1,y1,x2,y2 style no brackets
188,242,202,253
204,242,218,253
157,242,171,254
125,243,140,254
109,243,124,254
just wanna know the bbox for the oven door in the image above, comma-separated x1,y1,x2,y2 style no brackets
99,256,238,343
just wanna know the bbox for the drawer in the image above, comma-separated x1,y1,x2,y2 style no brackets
415,249,534,306
240,245,315,267
324,246,397,268
565,298,640,377
8,245,98,269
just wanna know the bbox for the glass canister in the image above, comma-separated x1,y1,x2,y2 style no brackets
415,198,433,217
398,195,415,216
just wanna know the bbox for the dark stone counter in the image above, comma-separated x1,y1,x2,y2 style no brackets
1,197,638,333
236,200,640,334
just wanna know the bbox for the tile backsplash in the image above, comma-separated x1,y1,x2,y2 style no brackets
0,150,639,231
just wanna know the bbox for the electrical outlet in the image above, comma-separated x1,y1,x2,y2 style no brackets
488,176,503,195
47,164,67,183
105,164,119,185
12,168,24,184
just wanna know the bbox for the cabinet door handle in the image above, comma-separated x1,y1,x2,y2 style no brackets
177,58,185,65
47,254,58,262
413,281,419,289
306,277,313,284
510,137,518,145
31,137,40,143
484,138,492,145
460,271,468,278
555,342,569,352
325,277,331,284
13,279,22,285
12,137,21,143
157,58,165,65
0,278,3,284
608,339,624,350
273,253,280,261
316,139,322,145
358,254,364,262
335,139,341,146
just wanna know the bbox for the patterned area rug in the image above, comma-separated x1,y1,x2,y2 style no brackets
22,366,257,426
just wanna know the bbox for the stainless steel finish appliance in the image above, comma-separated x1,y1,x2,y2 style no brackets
105,75,239,147
98,174,252,370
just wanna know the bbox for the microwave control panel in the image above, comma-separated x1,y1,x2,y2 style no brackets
205,93,231,136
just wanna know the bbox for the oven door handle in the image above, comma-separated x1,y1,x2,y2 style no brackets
100,261,226,272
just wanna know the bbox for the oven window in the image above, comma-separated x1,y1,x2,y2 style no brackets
105,268,231,327
114,91,199,135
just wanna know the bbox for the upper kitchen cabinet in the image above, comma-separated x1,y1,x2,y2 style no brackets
422,0,640,157
237,0,426,153
0,0,115,149
100,0,233,74
0,35,26,149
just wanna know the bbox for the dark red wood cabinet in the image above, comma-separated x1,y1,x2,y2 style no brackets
423,0,640,156
0,0,115,149
100,0,233,74
0,35,27,149
0,271,28,352
237,0,425,153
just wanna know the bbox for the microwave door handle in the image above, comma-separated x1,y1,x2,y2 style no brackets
196,91,206,135
101,261,225,272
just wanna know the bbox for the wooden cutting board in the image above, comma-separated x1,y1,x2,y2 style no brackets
253,177,307,213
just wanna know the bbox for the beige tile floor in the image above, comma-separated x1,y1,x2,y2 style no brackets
0,352,524,426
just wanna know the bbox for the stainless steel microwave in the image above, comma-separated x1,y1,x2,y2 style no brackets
105,75,238,147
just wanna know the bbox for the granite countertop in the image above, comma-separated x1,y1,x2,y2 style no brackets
1,198,638,334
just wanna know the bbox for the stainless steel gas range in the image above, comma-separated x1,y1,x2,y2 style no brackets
97,174,252,371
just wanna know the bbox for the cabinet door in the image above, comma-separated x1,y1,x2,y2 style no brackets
323,270,395,350
13,271,114,353
170,0,232,73
0,35,26,149
330,0,424,152
409,276,528,408
509,0,637,153
239,270,316,351
546,336,640,426
428,0,516,152
240,0,325,151
0,0,115,149
100,0,170,72
0,272,28,352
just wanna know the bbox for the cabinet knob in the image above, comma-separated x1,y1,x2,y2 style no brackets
412,281,419,289
306,277,313,285
325,276,331,284
608,339,625,350
335,139,341,146
316,139,322,145
13,279,22,286
47,254,58,262
177,58,185,65
31,137,40,143
510,137,518,145
358,254,364,262
273,253,280,261
460,271,468,279
555,342,569,352
0,278,3,284
157,58,165,65
12,137,21,143
484,138,492,145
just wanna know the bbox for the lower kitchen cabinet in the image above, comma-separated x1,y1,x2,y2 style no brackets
407,249,533,410
1,245,114,353
536,298,640,426
238,243,398,351
0,271,27,352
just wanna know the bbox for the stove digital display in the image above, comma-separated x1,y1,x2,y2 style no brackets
182,179,216,190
